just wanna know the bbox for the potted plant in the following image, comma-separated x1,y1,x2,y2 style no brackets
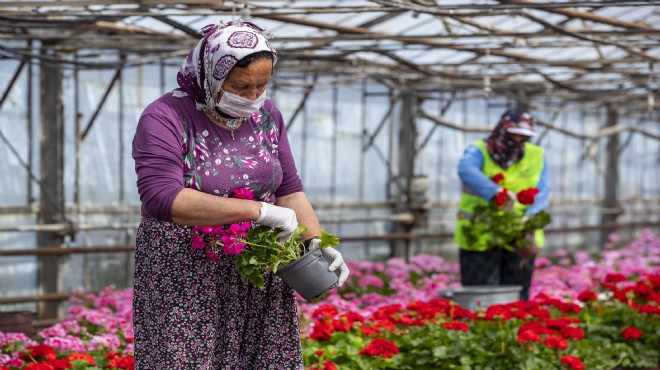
191,187,341,301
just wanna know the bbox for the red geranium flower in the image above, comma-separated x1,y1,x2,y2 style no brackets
639,304,660,316
649,274,660,288
24,364,54,370
577,289,598,302
359,325,381,336
107,355,134,370
545,317,574,329
310,321,334,341
621,327,642,340
560,355,585,370
559,326,585,340
443,321,469,332
341,312,366,325
332,317,352,333
371,304,402,320
494,189,508,206
312,304,339,319
491,173,505,184
517,187,539,205
19,344,57,362
544,335,568,350
374,319,397,331
517,328,542,343
604,273,627,283
358,338,400,359
634,281,653,296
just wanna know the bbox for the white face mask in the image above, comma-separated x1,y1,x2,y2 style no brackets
217,88,267,118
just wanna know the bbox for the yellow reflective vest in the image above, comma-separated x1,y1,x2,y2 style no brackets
455,140,545,252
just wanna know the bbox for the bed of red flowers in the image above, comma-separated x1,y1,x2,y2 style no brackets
303,273,660,370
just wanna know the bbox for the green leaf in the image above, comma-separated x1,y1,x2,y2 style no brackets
319,230,340,248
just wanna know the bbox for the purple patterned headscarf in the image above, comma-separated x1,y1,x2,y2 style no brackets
484,108,534,169
176,19,277,120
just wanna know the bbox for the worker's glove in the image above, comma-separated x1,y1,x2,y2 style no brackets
256,202,298,242
499,188,517,212
310,239,350,287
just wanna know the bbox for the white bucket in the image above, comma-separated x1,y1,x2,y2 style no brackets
441,285,522,311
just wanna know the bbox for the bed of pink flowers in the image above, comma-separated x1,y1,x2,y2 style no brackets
0,229,658,369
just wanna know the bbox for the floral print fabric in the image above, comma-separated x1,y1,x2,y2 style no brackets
133,218,304,369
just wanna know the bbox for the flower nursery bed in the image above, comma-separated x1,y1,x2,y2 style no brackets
1,230,659,370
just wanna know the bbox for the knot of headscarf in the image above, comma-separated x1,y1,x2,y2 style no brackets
176,19,277,120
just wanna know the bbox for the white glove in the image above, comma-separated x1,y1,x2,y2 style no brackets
256,202,298,242
310,239,350,287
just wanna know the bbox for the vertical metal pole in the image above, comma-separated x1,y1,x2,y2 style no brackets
27,40,33,205
386,89,394,201
118,56,131,287
159,57,165,94
73,57,80,207
360,79,369,260
118,55,125,205
436,96,444,200
73,55,87,290
38,44,65,319
601,104,620,247
300,74,308,180
393,90,416,261
331,75,338,203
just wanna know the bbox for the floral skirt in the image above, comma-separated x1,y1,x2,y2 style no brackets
133,217,303,370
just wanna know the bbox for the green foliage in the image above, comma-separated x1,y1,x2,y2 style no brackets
233,226,339,289
303,274,660,370
462,202,552,250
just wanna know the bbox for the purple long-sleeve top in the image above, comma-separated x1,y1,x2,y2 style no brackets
132,91,303,222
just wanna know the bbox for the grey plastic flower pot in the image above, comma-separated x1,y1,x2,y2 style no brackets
440,285,522,311
276,248,339,302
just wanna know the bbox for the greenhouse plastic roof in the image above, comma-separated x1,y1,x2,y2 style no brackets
0,0,659,108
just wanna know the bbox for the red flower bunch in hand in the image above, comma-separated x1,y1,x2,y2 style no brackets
462,173,551,252
494,188,509,207
517,188,540,205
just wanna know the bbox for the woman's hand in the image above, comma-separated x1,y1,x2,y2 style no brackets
256,202,298,242
502,189,517,211
309,239,350,287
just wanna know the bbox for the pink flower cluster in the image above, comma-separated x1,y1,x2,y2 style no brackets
191,187,256,260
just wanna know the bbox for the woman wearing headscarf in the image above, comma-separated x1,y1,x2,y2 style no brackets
131,20,349,369
454,107,552,301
